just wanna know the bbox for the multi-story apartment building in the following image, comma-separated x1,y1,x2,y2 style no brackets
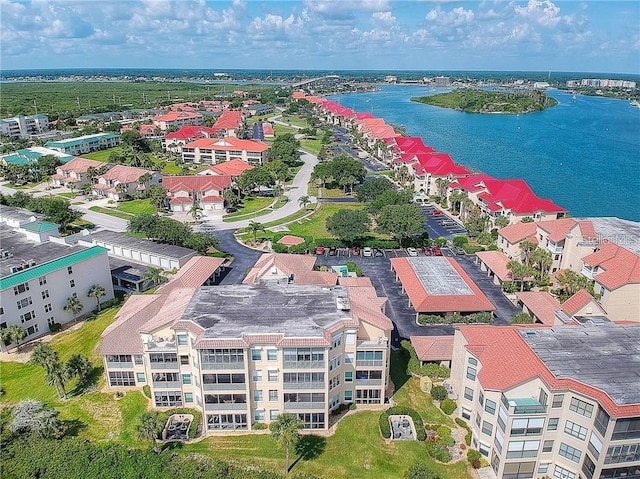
50,156,106,188
181,137,269,165
0,114,49,138
45,133,120,156
450,323,640,479
92,165,161,202
152,111,203,131
0,210,114,349
101,274,393,433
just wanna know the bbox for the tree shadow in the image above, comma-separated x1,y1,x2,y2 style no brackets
290,435,326,470
64,419,87,437
66,366,103,398
161,441,184,452
390,349,410,392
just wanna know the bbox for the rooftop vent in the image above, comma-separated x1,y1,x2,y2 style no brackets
336,297,350,311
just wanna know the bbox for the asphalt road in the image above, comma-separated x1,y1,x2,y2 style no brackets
214,229,262,285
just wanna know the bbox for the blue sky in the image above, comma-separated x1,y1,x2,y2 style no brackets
1,0,638,74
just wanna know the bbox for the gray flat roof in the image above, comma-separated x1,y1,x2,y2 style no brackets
0,225,84,277
407,256,472,296
0,205,41,223
184,284,351,339
92,230,194,259
579,216,640,255
108,257,147,282
520,324,640,406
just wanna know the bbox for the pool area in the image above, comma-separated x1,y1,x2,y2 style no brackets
162,413,193,441
389,415,417,441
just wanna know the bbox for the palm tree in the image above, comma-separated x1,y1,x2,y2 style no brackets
269,413,304,474
137,411,161,453
63,296,84,320
142,267,164,288
507,260,534,292
531,247,552,278
188,203,203,222
87,284,107,312
519,240,537,266
248,221,265,243
0,325,27,353
46,360,67,399
65,354,92,384
30,343,60,372
495,215,510,229
298,195,311,210
115,182,128,200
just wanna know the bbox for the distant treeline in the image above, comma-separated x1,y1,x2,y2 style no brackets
411,89,558,114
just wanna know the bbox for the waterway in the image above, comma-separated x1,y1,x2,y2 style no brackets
330,86,640,222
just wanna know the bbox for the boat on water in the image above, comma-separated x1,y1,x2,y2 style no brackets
631,99,640,109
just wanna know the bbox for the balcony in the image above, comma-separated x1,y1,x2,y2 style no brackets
106,361,133,369
283,361,326,370
284,402,326,410
152,381,181,389
146,340,177,351
505,397,547,415
357,338,388,349
283,382,325,390
204,402,247,411
546,242,564,254
356,360,384,368
581,265,595,280
203,383,246,391
201,361,245,370
150,362,180,370
356,379,383,386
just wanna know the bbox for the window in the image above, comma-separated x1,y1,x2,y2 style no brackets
251,348,261,361
201,348,244,365
182,374,191,385
345,332,356,345
605,444,640,464
468,356,478,366
539,389,548,406
569,397,593,418
206,414,247,431
478,442,490,457
108,371,135,387
252,370,262,382
485,399,496,415
155,391,182,407
466,366,476,381
184,392,193,403
20,311,35,323
39,276,47,285
70,279,75,288
152,372,179,383
553,465,576,479
44,303,52,313
296,413,325,429
548,418,559,431
355,389,381,404
582,454,596,479
475,411,482,427
106,354,132,364
149,353,178,365
461,407,471,420
67,266,73,274
506,440,540,459
46,317,54,326
542,440,554,453
13,283,29,295
344,390,353,402
511,417,544,436
552,394,564,408
267,349,277,361
72,292,77,298
588,432,602,458
254,390,263,402
564,420,588,440
344,371,353,383
329,376,340,390
612,417,640,441
268,370,278,382
16,297,32,309
494,428,504,453
462,387,473,401
355,350,383,363
329,355,341,371
177,334,188,346
538,463,550,474
134,355,143,365
270,410,279,420
269,390,278,401
331,332,342,349
482,421,493,436
478,390,484,406
284,392,325,405
498,406,508,432
26,324,39,335
203,373,246,385
205,393,246,405
594,406,610,436
559,442,581,463
136,372,145,383
502,461,535,479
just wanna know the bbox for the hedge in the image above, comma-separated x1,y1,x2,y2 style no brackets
440,399,457,415
379,406,426,441
401,340,451,379
157,407,202,439
142,385,151,399
455,418,472,446
426,442,452,463
417,312,493,326
431,385,448,401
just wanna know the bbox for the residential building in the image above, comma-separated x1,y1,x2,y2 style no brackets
246,104,274,116
101,271,393,433
0,114,49,138
1,147,73,166
515,289,607,326
152,111,203,131
211,110,244,137
162,126,220,153
162,175,232,217
451,323,640,479
92,165,160,201
197,159,254,179
50,157,106,188
45,133,120,156
395,151,472,200
409,335,454,368
243,253,338,286
181,137,269,166
0,213,113,349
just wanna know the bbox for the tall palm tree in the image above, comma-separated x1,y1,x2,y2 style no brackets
30,343,60,372
137,411,161,453
142,267,164,288
519,240,537,266
1,325,27,353
63,296,84,320
248,221,264,243
507,260,533,292
298,195,311,210
87,284,107,312
531,247,552,278
269,413,304,474
46,360,67,399
188,203,203,222
65,354,92,384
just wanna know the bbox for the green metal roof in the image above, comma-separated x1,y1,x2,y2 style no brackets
21,221,58,233
46,133,119,148
0,246,108,290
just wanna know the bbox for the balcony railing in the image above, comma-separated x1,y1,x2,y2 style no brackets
356,360,384,367
146,340,176,351
203,383,246,391
284,402,326,410
356,379,383,386
504,397,547,415
204,403,247,411
357,338,388,349
150,362,180,370
106,361,133,369
283,382,325,390
581,266,595,280
201,361,245,370
546,243,564,254
283,361,325,370
152,381,181,389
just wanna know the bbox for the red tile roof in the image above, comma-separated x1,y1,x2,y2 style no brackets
153,111,202,122
213,110,243,130
515,291,562,325
242,253,317,285
561,289,599,317
390,257,495,313
498,222,538,244
99,165,153,183
457,325,640,417
410,335,454,362
476,251,513,282
338,277,373,287
276,235,305,246
582,242,640,290
185,137,269,153
163,125,218,141
208,159,254,177
537,218,578,243
57,156,104,173
200,195,223,203
578,220,597,240
162,175,231,193
157,256,225,291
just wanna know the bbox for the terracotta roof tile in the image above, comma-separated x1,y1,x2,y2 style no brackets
583,242,640,290
537,218,578,243
561,289,596,316
158,256,225,290
184,137,269,152
475,251,512,282
57,156,104,174
162,175,231,193
208,159,254,177
277,235,305,246
498,222,538,244
410,335,454,361
99,165,153,183
515,291,562,325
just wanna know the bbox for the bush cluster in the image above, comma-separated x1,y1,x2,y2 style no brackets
142,385,151,399
462,243,485,254
379,406,426,441
405,462,441,479
425,442,452,463
440,399,457,415
417,312,493,325
454,417,472,446
400,340,450,379
430,385,448,401
467,449,483,469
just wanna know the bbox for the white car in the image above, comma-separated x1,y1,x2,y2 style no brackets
406,247,418,256
362,247,373,257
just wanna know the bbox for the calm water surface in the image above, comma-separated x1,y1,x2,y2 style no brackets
330,85,640,221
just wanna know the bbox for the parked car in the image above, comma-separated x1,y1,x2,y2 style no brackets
225,207,238,213
453,246,466,255
374,249,384,257
315,246,325,255
421,246,432,255
328,247,338,256
352,246,360,256
362,247,373,257
406,247,418,257
432,246,443,256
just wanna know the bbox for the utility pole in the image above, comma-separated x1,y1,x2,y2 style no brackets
33,99,38,115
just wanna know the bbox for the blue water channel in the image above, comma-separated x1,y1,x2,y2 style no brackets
330,86,640,221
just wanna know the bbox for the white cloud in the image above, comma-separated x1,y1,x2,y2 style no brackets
514,0,561,27
426,6,475,26
372,11,395,23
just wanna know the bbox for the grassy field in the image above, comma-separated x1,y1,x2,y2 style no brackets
300,137,322,154
117,198,156,215
89,205,134,220
280,114,308,128
286,202,365,238
162,160,182,175
223,196,274,222
83,147,124,162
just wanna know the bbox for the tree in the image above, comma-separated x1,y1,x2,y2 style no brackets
377,203,425,243
269,413,304,474
356,176,395,202
152,217,191,245
298,195,311,210
511,312,534,324
184,232,219,255
223,188,241,207
556,270,594,298
87,284,107,312
128,212,159,238
248,221,265,243
265,159,291,184
329,155,366,193
142,267,165,288
65,354,92,384
9,399,64,438
463,209,486,237
326,209,371,245
448,191,465,214
434,178,449,198
0,325,27,353
63,296,84,320
507,260,534,292
268,134,300,166
38,197,82,234
521,216,534,223
237,167,275,194
310,162,333,189
406,462,441,479
519,240,537,266
136,411,162,453
146,185,166,209
495,216,510,229
366,189,412,215
531,247,552,277
46,360,67,399
188,203,203,222
30,343,60,372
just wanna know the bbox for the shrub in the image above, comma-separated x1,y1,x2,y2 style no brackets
455,417,467,428
48,322,62,333
467,449,482,469
401,340,451,379
440,434,455,447
430,385,448,401
453,236,468,247
379,406,426,441
462,243,485,254
272,243,289,253
418,312,492,326
465,430,472,446
440,399,457,415
252,422,268,430
406,462,441,479
142,385,151,399
426,442,451,463
436,425,451,437
420,363,450,379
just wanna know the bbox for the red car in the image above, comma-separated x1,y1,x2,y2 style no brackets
421,246,432,255
432,247,443,256
352,246,360,256
315,246,325,255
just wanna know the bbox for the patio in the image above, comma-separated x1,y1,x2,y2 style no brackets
162,413,193,441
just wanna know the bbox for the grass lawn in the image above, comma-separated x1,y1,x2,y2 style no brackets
223,196,274,221
273,124,298,137
280,114,308,128
319,186,351,198
89,205,134,220
57,192,78,199
117,198,157,215
83,147,123,162
301,138,322,155
287,202,365,238
162,160,182,175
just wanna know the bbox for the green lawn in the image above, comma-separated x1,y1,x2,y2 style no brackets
223,196,274,222
280,114,308,128
287,202,365,238
117,199,157,215
301,138,322,155
319,186,351,198
88,206,134,220
162,161,182,175
57,192,78,199
83,147,123,162
273,124,298,137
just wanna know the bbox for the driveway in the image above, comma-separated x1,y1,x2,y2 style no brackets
420,204,467,241
214,229,262,285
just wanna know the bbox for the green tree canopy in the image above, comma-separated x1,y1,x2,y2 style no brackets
376,203,425,242
267,133,300,166
237,167,276,193
128,212,160,238
184,232,219,255
355,176,396,202
152,217,192,245
366,189,412,215
326,209,371,245
511,312,534,324
269,413,304,474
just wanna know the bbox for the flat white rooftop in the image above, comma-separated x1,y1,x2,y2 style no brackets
407,256,472,296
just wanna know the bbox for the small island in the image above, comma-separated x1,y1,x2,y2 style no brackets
411,88,558,114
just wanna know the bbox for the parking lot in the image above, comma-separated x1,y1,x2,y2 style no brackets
420,204,468,240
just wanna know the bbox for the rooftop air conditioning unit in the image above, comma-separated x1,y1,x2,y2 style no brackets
336,297,350,311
